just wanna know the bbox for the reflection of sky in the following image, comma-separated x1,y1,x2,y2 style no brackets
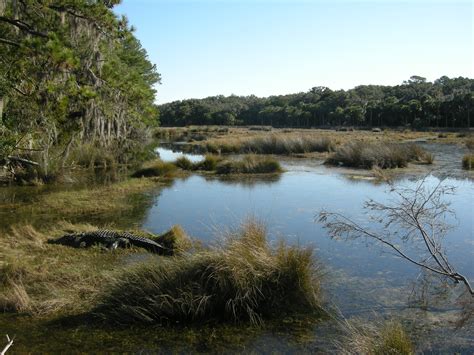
156,147,204,163
143,172,474,286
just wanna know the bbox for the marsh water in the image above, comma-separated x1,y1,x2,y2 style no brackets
1,144,473,353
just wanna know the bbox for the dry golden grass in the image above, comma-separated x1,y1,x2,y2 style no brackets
94,219,323,325
336,318,414,355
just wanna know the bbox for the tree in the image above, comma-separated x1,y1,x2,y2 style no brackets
318,177,473,296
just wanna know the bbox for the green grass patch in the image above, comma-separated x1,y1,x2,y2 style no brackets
94,220,322,325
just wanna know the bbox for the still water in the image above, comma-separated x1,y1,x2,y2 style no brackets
1,146,473,353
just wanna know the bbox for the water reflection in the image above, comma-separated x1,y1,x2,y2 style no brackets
142,172,473,314
156,146,204,163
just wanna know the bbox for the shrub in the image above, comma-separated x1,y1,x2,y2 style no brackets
131,160,177,178
462,154,474,170
325,142,430,169
94,220,322,325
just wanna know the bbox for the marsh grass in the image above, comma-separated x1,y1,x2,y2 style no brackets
462,154,474,170
131,160,177,178
336,318,414,355
204,134,334,155
0,223,190,316
216,155,282,174
0,222,118,315
464,136,474,151
173,155,281,174
94,220,322,325
326,142,431,169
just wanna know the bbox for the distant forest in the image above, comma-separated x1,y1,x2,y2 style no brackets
159,76,473,129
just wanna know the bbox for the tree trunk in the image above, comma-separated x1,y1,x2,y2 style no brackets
0,97,4,119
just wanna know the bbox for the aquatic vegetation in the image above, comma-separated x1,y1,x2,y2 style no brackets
462,154,474,170
325,142,431,169
336,318,414,355
216,155,282,174
94,220,322,325
195,154,221,171
204,134,334,155
131,160,178,178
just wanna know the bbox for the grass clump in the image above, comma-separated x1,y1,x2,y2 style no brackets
464,136,474,151
132,160,177,178
94,220,322,325
326,142,431,169
149,225,194,256
195,155,221,171
174,155,222,171
216,155,282,174
337,319,414,355
204,134,334,155
462,154,474,170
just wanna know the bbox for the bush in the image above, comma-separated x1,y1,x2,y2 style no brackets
216,155,282,174
325,142,430,169
131,160,177,178
94,220,322,325
462,154,474,170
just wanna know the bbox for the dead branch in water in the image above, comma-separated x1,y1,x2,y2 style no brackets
318,176,473,296
1,335,13,355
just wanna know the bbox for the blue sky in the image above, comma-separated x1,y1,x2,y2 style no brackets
115,1,473,103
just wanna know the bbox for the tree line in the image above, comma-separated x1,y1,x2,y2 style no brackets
159,76,473,129
0,0,159,168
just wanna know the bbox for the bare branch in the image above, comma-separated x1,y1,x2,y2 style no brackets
317,178,473,296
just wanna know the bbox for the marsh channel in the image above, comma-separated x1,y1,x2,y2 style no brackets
1,142,473,353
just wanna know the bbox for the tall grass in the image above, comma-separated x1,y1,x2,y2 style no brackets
462,154,474,170
94,220,322,325
0,223,191,316
326,142,432,169
216,155,282,174
336,318,414,355
205,134,334,155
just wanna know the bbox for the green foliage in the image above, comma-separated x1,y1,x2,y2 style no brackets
94,220,322,324
159,76,473,129
0,0,160,177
